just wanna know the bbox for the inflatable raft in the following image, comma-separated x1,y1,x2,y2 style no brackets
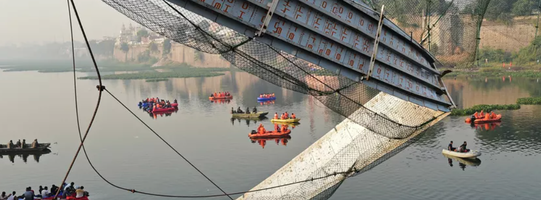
465,114,501,124
249,129,291,139
271,118,301,123
257,96,276,101
442,149,481,158
209,96,233,100
152,107,177,113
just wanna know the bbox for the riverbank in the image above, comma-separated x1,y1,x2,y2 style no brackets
445,66,541,79
450,104,521,116
79,65,230,80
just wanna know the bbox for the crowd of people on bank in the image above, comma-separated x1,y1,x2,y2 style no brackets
0,182,89,200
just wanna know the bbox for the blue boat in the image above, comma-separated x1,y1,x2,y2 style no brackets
257,97,276,101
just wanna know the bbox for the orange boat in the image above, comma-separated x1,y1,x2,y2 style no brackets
248,129,291,139
209,96,233,100
465,113,502,124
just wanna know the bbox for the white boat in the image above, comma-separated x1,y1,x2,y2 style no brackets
442,149,481,158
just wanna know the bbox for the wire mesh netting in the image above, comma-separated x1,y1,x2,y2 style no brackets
103,0,444,139
363,0,491,66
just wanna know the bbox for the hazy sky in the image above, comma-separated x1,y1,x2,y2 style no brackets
0,0,136,45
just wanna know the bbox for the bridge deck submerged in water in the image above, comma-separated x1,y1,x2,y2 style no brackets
163,0,454,111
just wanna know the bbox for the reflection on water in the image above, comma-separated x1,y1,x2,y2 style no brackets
444,154,482,171
250,137,291,149
210,99,231,104
0,149,52,163
445,77,541,108
470,122,501,131
230,117,268,127
258,100,275,106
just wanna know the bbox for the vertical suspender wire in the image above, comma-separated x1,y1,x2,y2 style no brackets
54,0,104,198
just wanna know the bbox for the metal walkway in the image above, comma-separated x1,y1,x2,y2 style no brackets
164,0,454,111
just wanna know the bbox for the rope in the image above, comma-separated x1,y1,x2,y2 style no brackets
54,0,104,198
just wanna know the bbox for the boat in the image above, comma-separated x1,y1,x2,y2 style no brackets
248,129,291,139
441,149,481,159
257,96,276,101
465,114,502,124
271,118,301,123
0,143,51,153
152,107,178,113
209,95,233,100
231,112,268,119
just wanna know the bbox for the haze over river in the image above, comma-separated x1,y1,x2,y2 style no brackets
1,70,540,199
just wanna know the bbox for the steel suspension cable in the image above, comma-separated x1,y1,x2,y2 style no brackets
54,0,104,198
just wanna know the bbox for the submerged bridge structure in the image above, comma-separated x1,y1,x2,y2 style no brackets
103,0,455,198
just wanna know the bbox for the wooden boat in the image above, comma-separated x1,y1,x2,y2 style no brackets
271,118,301,123
248,129,291,139
232,112,268,119
0,143,51,153
442,149,481,159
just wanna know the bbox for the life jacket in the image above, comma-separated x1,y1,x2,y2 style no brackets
274,114,278,119
291,114,296,119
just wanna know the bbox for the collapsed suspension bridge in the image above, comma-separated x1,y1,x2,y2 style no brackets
67,0,468,198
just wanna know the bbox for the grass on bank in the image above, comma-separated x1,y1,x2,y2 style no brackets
450,104,521,116
516,97,541,105
145,78,169,82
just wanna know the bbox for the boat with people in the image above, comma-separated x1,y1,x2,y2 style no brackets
442,149,481,159
249,129,291,139
209,91,233,100
249,124,291,139
139,98,178,108
465,111,501,124
257,93,276,101
0,139,50,154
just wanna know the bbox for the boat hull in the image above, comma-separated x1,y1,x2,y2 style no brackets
0,143,51,154
442,149,481,158
271,118,301,123
257,97,276,101
232,112,269,119
249,130,291,139
209,96,233,100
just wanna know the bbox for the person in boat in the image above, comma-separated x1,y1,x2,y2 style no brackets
237,107,243,113
274,112,278,119
460,141,469,152
448,141,456,151
246,107,250,114
21,139,26,149
41,186,49,198
15,140,21,148
210,93,214,97
75,186,86,198
174,99,178,103
281,113,286,119
280,125,288,132
274,123,279,132
31,139,38,148
252,107,257,113
231,107,235,114
1,191,9,200
284,112,289,119
291,113,296,119
7,140,13,149
22,187,33,200
272,93,275,97
49,185,58,197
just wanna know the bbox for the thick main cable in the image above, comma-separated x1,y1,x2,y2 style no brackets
54,0,104,198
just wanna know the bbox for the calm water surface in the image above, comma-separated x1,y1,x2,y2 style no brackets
1,70,540,200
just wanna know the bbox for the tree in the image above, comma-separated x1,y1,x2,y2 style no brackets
148,42,159,53
512,0,534,16
162,39,171,55
120,42,130,62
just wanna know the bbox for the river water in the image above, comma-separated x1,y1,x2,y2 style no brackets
0,70,540,200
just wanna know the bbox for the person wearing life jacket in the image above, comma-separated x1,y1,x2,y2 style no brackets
284,112,289,119
280,113,285,119
281,125,288,132
291,113,296,119
258,124,266,134
479,110,484,118
274,124,279,132
274,112,278,119
214,92,217,97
